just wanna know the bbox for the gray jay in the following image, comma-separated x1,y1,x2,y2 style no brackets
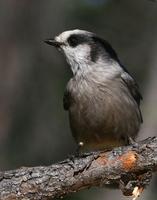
45,29,142,152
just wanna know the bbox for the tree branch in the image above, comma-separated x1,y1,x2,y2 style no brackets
1,137,157,200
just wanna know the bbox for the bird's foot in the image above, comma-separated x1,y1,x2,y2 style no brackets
127,137,138,148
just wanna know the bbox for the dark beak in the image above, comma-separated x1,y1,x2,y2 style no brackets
44,39,61,48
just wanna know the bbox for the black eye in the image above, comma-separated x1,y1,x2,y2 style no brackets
67,35,79,47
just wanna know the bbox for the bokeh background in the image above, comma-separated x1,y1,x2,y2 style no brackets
0,0,157,199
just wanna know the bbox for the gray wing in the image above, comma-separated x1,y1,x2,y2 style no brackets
121,71,143,122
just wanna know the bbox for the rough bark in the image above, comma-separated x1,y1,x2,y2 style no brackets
0,137,157,200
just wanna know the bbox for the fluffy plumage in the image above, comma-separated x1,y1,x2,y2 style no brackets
45,29,142,151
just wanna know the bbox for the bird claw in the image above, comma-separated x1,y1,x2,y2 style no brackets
128,137,139,148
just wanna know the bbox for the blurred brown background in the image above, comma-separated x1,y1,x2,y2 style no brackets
0,0,157,199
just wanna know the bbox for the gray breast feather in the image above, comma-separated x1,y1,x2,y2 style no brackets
64,74,141,145
63,71,142,112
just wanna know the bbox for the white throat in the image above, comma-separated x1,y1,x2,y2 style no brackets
63,44,92,75
67,57,91,76
67,55,123,79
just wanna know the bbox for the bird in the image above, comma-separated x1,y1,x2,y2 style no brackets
44,29,142,152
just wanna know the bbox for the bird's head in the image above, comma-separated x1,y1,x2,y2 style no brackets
45,29,119,75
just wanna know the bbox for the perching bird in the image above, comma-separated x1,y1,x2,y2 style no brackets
45,29,142,152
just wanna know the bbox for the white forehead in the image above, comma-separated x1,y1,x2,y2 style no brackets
55,29,92,43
